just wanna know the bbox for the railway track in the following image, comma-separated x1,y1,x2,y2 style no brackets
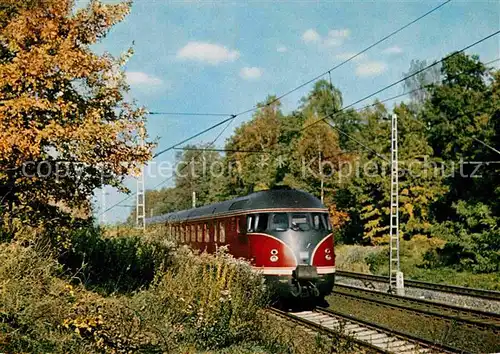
336,271,500,302
269,307,465,353
332,284,500,332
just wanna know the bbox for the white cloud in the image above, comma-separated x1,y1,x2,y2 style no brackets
176,41,240,65
239,67,263,80
277,45,288,53
324,28,350,47
383,46,403,55
126,72,163,86
335,52,366,62
303,28,350,47
355,61,387,77
328,29,350,39
302,29,321,43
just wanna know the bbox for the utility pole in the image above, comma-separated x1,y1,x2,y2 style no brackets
389,113,404,295
136,126,146,232
101,187,106,225
192,191,196,208
318,151,324,203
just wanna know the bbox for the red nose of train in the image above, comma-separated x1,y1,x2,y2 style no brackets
311,234,335,267
249,234,297,270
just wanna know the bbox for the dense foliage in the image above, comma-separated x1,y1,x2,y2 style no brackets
138,53,499,274
0,0,153,238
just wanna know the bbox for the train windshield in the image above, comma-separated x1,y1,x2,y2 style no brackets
291,213,311,231
249,212,332,232
270,213,288,231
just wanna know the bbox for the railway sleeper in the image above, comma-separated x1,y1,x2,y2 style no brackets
356,331,386,341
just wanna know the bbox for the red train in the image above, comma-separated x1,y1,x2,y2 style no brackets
147,188,335,300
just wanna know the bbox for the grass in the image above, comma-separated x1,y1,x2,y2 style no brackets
0,224,358,353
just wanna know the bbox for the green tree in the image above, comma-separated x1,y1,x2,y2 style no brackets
225,96,285,194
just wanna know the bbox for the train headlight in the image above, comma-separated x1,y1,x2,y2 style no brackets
325,248,331,254
270,255,279,262
270,249,278,255
325,254,332,261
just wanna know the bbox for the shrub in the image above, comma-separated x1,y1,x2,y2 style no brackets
58,225,175,294
136,246,269,350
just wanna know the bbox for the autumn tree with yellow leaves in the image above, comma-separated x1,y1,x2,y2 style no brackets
0,0,153,233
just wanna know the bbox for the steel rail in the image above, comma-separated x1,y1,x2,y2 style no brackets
268,307,465,353
268,307,389,353
335,284,500,323
336,270,500,301
317,308,467,354
331,286,500,332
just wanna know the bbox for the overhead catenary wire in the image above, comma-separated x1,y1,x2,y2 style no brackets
174,147,268,154
148,112,233,117
234,0,452,117
170,53,500,161
101,28,499,216
152,114,236,158
148,1,451,160
99,115,238,216
299,29,500,134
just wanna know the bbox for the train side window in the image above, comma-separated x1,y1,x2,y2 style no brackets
204,223,209,242
180,225,185,243
256,213,269,232
232,217,237,233
191,225,196,242
246,215,254,232
219,221,226,243
197,224,202,242
238,216,246,234
271,213,288,231
209,221,214,242
214,221,219,242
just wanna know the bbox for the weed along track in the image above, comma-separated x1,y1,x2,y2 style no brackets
268,307,465,353
333,284,500,332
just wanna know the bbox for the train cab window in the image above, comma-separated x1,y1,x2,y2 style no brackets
291,214,311,231
197,224,202,242
255,214,269,232
271,213,289,231
219,221,226,243
204,223,209,242
312,213,327,230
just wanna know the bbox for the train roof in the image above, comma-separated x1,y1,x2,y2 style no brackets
145,188,326,224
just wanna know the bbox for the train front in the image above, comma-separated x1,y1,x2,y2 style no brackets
247,194,335,301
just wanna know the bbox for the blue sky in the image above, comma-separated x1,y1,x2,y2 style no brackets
87,0,500,224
